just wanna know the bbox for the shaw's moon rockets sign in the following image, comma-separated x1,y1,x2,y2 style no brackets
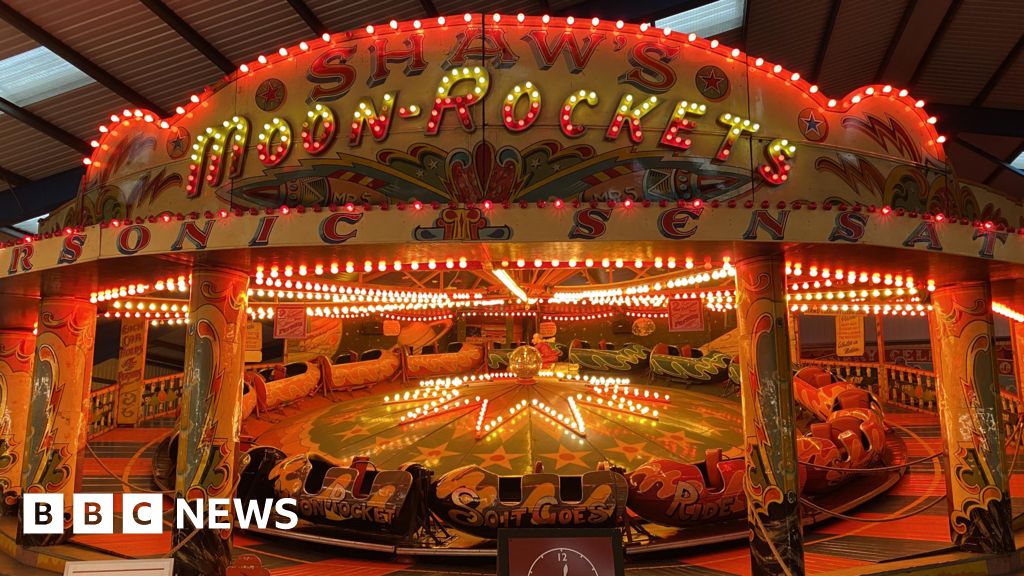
2,13,1015,275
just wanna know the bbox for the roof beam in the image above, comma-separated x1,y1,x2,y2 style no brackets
0,96,92,155
740,0,751,49
971,33,1023,107
138,0,234,75
554,0,718,22
0,0,170,118
0,167,83,227
929,103,1024,139
908,0,961,88
875,0,918,83
419,0,440,18
983,141,1024,185
0,165,31,187
954,136,1024,179
284,0,328,36
812,0,842,82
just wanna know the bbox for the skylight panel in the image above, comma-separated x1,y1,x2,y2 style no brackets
655,0,746,38
0,46,94,107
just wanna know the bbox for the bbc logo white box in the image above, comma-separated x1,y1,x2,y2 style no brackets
73,494,113,534
122,494,164,534
23,494,64,534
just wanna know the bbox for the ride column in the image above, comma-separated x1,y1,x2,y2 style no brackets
173,266,248,576
733,255,805,575
17,297,97,546
0,297,37,515
930,281,1014,553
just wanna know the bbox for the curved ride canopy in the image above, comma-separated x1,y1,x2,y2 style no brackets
1,13,1021,282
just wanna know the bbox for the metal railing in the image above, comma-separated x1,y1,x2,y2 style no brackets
885,364,938,412
131,362,284,424
1000,390,1022,438
138,373,185,422
797,358,939,413
797,358,880,396
87,384,119,438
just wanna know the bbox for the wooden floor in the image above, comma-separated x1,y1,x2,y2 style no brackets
69,406,1024,576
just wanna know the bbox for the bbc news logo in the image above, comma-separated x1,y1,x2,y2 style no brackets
23,494,298,534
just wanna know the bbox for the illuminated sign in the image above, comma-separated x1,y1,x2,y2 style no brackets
67,13,976,231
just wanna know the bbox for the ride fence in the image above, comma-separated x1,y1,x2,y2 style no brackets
797,358,938,413
797,358,880,396
87,361,287,436
87,384,119,438
1001,390,1022,439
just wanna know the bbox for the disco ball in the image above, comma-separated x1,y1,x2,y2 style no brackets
508,345,543,380
632,317,656,336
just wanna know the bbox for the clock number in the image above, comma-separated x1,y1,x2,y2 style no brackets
558,551,567,562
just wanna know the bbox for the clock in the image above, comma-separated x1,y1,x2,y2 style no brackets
527,547,599,576
498,528,624,576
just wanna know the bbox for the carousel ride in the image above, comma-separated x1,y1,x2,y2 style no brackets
134,257,908,555
0,9,1018,575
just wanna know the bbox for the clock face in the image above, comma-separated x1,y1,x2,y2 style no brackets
527,547,599,576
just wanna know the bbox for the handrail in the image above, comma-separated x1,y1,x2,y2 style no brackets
87,383,120,438
800,358,878,369
138,372,185,422
798,357,938,413
886,364,936,378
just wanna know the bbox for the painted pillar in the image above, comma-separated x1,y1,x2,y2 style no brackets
787,312,800,364
931,282,1014,553
0,330,35,515
734,255,804,576
173,267,248,576
114,318,149,426
18,298,97,546
1012,320,1024,406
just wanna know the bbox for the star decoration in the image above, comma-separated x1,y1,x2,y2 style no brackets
255,79,285,111
476,445,525,472
166,128,189,159
700,69,724,91
333,423,369,444
798,108,828,141
606,437,650,463
801,112,823,136
541,444,593,471
415,443,461,463
169,134,185,155
696,65,729,99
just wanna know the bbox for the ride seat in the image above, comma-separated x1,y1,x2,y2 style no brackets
705,448,724,490
361,349,383,361
833,388,872,411
680,345,692,358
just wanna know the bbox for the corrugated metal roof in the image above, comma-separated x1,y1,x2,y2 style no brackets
307,0,425,32
6,0,224,113
913,0,1024,105
984,53,1023,108
433,0,539,17
163,0,315,65
817,0,909,97
0,18,36,61
0,114,83,179
26,82,127,141
744,0,833,79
